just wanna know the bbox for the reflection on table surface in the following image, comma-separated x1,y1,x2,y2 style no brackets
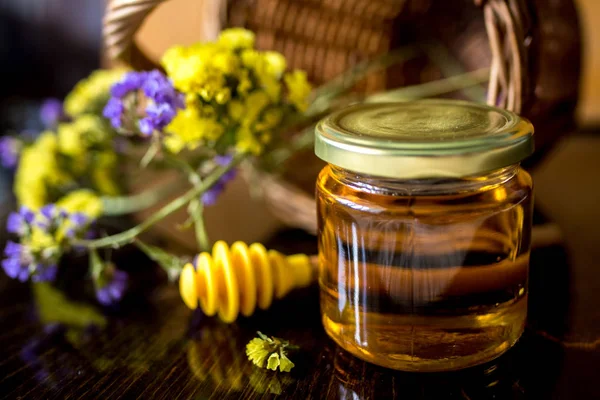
0,236,598,399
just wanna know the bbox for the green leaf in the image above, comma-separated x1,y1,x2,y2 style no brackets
33,283,106,328
135,240,185,282
89,248,104,281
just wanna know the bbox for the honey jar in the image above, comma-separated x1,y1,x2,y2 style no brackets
315,100,534,372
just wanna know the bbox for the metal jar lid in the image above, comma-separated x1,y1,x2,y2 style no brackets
315,100,534,179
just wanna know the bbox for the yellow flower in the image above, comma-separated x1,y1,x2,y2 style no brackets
246,332,295,373
160,30,311,156
228,100,245,122
262,51,287,79
218,28,255,50
246,337,271,368
162,43,228,99
241,49,260,68
260,77,282,102
235,126,263,155
251,52,286,101
255,108,283,132
165,108,225,153
243,91,270,126
92,151,120,196
58,115,108,156
284,70,312,112
237,69,253,95
28,227,59,254
56,189,103,218
163,135,186,154
64,69,128,117
214,87,231,104
14,132,71,209
212,51,240,75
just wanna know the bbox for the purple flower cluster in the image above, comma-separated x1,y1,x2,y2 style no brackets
6,205,35,235
202,155,238,206
40,98,64,128
2,205,93,282
103,70,185,136
0,136,21,168
95,266,128,305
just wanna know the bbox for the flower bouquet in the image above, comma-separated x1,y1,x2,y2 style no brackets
2,28,490,311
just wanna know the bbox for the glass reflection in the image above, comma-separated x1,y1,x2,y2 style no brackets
332,342,524,399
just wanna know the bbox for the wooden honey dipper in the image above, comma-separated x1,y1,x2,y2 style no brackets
179,241,316,323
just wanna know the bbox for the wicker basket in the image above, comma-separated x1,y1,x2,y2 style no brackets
103,0,580,240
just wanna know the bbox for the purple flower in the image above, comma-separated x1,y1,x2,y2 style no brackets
70,213,88,227
138,118,154,136
103,70,185,135
65,213,90,238
2,204,95,283
40,98,64,128
31,264,58,282
142,70,185,108
111,71,147,98
202,155,238,206
139,102,179,136
6,206,34,235
36,204,66,231
0,136,21,168
95,268,128,305
103,98,125,129
2,241,31,281
2,240,58,283
40,204,57,220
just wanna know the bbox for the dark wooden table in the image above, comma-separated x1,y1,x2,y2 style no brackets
0,229,599,400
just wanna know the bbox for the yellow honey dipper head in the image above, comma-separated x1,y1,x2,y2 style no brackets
179,241,316,323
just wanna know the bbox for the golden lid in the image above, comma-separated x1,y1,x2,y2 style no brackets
315,100,534,179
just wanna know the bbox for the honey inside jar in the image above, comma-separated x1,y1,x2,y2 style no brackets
315,100,534,372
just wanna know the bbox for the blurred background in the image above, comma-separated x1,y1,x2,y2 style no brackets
0,0,598,284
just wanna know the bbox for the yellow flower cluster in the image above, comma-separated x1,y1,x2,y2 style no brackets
57,189,103,218
64,68,128,117
14,68,125,216
14,132,71,210
246,332,295,372
161,28,312,155
14,116,116,212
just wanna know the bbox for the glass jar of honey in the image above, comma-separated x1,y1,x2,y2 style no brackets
315,100,534,372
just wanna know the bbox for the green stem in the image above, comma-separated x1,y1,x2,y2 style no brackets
189,199,211,252
423,41,487,102
77,153,246,249
163,153,203,185
307,45,421,117
101,179,183,216
164,154,210,251
140,139,160,168
264,124,317,168
365,68,490,103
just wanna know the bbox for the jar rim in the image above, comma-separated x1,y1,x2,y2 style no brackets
315,100,534,179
